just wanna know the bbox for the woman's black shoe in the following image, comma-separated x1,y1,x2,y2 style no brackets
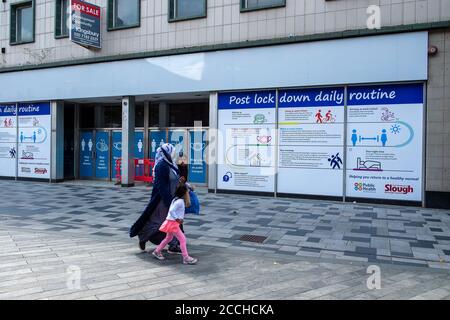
139,241,146,251
168,246,182,254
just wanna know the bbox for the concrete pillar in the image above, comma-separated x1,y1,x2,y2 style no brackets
121,97,135,187
208,92,218,192
51,101,64,182
159,102,169,128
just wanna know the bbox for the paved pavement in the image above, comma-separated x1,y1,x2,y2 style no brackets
1,180,450,300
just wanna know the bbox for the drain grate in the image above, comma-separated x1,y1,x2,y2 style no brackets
239,235,267,244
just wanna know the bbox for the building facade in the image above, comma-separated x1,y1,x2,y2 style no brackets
0,0,449,208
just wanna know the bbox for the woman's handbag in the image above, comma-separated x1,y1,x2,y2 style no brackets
185,190,200,215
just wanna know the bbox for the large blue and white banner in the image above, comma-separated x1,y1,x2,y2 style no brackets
18,102,51,179
217,91,276,192
277,87,345,196
0,104,17,177
346,83,424,201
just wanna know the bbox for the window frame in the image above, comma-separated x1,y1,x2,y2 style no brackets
168,0,207,23
240,0,286,13
55,0,69,39
107,0,141,31
10,0,35,46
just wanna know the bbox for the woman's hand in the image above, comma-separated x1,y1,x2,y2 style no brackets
179,176,186,183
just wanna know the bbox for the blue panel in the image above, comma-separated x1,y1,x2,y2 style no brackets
189,130,207,184
134,131,144,159
348,83,424,105
0,104,17,116
111,131,122,180
218,91,276,110
95,131,110,179
149,131,167,160
79,132,94,178
279,87,345,107
169,130,186,157
18,103,51,116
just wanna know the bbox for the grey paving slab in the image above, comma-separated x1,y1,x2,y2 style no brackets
1,181,450,299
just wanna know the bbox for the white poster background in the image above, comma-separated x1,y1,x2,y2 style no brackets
346,103,423,201
277,89,345,196
217,96,276,192
18,107,51,179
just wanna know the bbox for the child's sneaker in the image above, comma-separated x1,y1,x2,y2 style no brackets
183,256,198,265
152,250,165,260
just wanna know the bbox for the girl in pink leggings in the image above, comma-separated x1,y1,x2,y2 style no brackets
152,183,198,265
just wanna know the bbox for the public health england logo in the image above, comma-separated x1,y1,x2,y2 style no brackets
354,183,363,191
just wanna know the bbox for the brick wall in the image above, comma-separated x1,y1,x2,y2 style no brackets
427,29,450,193
1,0,450,68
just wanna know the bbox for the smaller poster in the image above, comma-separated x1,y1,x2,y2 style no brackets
112,132,121,180
217,90,276,193
18,103,51,179
79,131,94,178
0,104,17,178
95,131,110,179
70,0,101,49
277,87,345,196
345,83,424,201
189,130,207,184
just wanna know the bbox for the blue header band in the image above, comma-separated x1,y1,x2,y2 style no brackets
18,103,51,116
0,104,17,116
348,83,424,105
218,91,276,109
279,87,345,108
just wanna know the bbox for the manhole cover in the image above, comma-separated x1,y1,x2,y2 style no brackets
239,235,267,244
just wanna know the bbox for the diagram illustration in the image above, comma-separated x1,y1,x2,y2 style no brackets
253,114,267,125
113,141,122,151
354,157,382,172
96,139,109,152
328,153,343,169
350,121,413,148
256,135,272,144
137,139,143,153
222,171,232,182
315,110,336,123
3,118,13,128
381,108,396,122
390,124,401,134
21,150,34,160
9,147,16,158
351,129,388,147
19,127,47,144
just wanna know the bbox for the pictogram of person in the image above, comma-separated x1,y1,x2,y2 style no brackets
381,129,388,147
325,110,332,122
328,153,343,169
351,129,358,146
315,110,323,123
